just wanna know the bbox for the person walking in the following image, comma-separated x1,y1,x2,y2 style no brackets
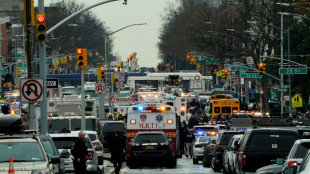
110,130,126,174
180,123,187,154
71,131,88,174
184,127,195,158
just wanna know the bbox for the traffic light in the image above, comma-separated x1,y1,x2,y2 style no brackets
117,64,120,72
258,62,266,75
76,48,87,70
16,67,20,75
97,67,104,82
35,12,46,44
53,61,59,68
186,55,191,61
222,69,228,79
120,61,123,68
217,64,222,72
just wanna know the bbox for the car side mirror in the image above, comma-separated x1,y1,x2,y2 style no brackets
60,150,70,158
50,156,61,164
282,165,297,174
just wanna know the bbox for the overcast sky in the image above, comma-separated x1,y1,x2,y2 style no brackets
37,0,178,68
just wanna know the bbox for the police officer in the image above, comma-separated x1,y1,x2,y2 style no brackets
71,131,88,174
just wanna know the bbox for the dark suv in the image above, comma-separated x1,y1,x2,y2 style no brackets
235,128,299,174
126,131,176,168
202,130,242,171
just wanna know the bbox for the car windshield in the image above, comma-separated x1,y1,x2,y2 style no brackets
134,134,167,143
169,88,183,94
62,87,75,93
220,133,237,145
72,86,81,95
292,142,310,158
199,136,211,143
85,90,99,98
0,142,46,162
118,92,131,97
41,139,57,157
52,137,92,149
87,134,97,141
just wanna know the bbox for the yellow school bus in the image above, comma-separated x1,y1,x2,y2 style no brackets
210,99,240,120
209,94,233,105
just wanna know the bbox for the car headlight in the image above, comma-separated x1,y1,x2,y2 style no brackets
257,170,274,174
31,169,50,174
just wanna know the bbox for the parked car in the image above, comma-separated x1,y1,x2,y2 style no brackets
126,131,176,168
234,128,300,174
37,134,66,174
255,136,310,174
223,134,243,174
0,115,60,173
210,130,243,172
202,136,218,167
49,132,100,173
282,148,310,174
193,136,213,164
71,130,104,165
99,120,126,151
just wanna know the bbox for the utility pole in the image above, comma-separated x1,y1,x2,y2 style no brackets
280,13,284,115
25,0,36,129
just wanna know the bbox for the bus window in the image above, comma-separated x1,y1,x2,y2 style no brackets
222,107,231,113
232,107,238,111
214,107,220,113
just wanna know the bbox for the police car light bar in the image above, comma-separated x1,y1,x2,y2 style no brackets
133,106,171,112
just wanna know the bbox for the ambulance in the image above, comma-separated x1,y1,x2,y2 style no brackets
126,103,181,159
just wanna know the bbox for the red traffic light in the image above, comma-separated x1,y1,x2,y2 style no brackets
36,14,46,23
100,67,104,71
258,62,264,68
120,61,123,64
223,69,228,73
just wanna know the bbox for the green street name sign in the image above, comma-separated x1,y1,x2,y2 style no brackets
230,66,249,71
0,69,8,74
240,73,262,78
279,68,307,74
283,85,289,89
17,63,27,68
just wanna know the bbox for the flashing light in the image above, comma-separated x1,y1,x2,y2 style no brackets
130,119,136,124
168,133,172,137
142,95,146,98
198,131,203,135
288,161,297,166
155,95,158,97
131,133,135,138
167,119,173,124
160,106,166,111
233,110,238,113
209,131,216,136
180,107,186,111
10,110,16,114
138,106,144,111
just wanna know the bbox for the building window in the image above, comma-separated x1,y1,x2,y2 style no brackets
12,6,19,11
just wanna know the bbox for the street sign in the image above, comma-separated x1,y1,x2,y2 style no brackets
120,76,125,82
95,84,105,94
240,73,262,78
17,63,27,68
230,66,249,71
283,85,289,89
292,94,303,108
279,68,307,74
0,69,8,74
111,94,116,102
116,82,123,88
47,79,58,88
21,79,43,102
278,89,287,92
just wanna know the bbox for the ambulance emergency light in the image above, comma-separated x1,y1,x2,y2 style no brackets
133,106,171,112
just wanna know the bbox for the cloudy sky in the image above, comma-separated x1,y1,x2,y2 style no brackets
37,0,178,68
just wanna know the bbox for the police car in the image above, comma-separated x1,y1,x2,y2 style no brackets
0,115,60,174
192,124,219,140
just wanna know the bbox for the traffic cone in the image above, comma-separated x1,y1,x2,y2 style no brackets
8,157,14,174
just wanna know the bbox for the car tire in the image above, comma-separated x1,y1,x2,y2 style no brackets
203,156,210,167
193,157,199,164
211,156,221,172
167,157,177,168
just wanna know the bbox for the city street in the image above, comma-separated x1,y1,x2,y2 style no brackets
102,153,220,174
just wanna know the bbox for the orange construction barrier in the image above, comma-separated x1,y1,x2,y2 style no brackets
8,157,14,174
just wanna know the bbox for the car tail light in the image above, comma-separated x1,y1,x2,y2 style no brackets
92,141,100,146
88,151,94,160
242,154,246,166
216,144,221,150
288,161,297,166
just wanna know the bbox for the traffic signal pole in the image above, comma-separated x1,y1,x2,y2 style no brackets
25,0,36,130
38,0,48,134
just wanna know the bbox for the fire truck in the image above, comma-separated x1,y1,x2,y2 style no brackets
126,103,181,160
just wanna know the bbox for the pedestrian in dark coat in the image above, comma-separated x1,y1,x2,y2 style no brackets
180,123,187,154
71,131,88,174
110,130,126,174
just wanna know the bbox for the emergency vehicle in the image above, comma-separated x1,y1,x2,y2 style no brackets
126,103,181,160
137,92,163,104
163,94,187,121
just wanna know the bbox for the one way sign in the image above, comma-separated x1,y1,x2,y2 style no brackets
47,79,59,88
